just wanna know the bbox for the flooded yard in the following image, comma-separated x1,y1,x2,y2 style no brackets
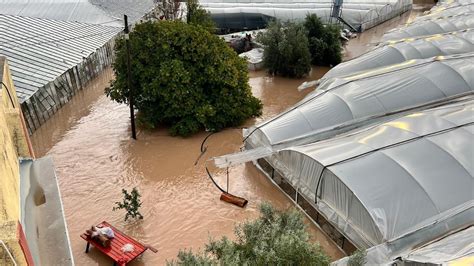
31,6,426,265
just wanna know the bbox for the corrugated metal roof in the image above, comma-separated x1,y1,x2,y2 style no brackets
0,14,121,102
0,0,155,26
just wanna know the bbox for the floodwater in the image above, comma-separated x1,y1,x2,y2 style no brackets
31,8,427,265
32,67,340,265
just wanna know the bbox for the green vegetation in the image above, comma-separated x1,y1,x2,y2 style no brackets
348,249,367,266
186,0,215,31
169,203,330,265
258,15,343,78
106,21,262,136
113,188,143,221
304,14,342,66
258,20,312,78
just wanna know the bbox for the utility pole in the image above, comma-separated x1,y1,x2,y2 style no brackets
124,14,137,139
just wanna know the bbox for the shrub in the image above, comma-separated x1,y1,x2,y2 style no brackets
258,20,311,78
168,203,331,265
304,14,342,66
106,21,262,136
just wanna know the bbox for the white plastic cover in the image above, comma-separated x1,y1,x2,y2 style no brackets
20,157,73,265
402,226,474,264
245,54,474,149
0,0,155,26
273,97,473,249
414,3,474,22
382,12,474,41
321,29,474,83
201,0,412,31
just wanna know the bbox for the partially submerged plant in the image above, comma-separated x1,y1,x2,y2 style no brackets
113,187,143,221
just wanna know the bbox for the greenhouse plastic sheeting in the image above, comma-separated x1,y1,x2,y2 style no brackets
414,3,474,22
244,53,474,149
200,0,412,31
20,157,73,265
320,29,474,83
0,0,155,26
401,226,474,264
382,12,474,41
272,97,473,250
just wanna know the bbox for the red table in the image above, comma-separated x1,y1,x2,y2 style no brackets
81,221,148,266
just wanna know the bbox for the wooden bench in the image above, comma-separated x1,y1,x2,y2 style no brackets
80,221,149,266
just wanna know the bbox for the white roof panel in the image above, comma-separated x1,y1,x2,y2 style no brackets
0,14,121,102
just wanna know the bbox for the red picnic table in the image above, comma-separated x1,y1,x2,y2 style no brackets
81,221,154,266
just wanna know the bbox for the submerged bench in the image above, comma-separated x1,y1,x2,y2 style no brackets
80,221,154,265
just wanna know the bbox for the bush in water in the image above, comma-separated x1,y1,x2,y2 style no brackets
304,14,343,66
258,20,312,78
106,21,262,136
168,203,331,265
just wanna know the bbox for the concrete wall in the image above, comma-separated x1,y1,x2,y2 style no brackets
21,37,116,134
0,57,31,266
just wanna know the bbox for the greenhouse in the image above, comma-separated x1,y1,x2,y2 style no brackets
244,53,474,150
320,29,474,82
382,12,474,41
200,0,412,32
413,2,474,22
269,95,473,254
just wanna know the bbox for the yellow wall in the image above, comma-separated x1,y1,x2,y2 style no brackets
0,57,29,265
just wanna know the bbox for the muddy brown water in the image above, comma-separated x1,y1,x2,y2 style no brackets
31,8,427,265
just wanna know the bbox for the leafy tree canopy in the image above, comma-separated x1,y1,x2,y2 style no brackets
258,20,312,78
304,14,342,66
186,0,215,31
106,21,262,136
169,203,331,265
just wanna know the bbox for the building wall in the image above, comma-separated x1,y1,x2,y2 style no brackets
0,57,30,266
21,37,116,134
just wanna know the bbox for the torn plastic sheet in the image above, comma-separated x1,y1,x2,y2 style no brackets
297,79,320,91
213,146,274,168
402,226,474,264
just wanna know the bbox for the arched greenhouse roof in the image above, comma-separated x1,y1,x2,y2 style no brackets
382,12,474,41
245,54,474,148
321,29,474,82
275,96,473,248
201,0,412,31
414,3,474,22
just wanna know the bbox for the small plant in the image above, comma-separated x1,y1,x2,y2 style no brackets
113,187,143,221
348,249,367,266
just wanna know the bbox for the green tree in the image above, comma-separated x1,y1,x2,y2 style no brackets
168,203,331,265
258,20,311,78
304,14,342,66
186,0,215,31
106,21,261,136
113,188,143,221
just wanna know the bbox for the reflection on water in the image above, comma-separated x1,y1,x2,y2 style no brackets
30,10,427,264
